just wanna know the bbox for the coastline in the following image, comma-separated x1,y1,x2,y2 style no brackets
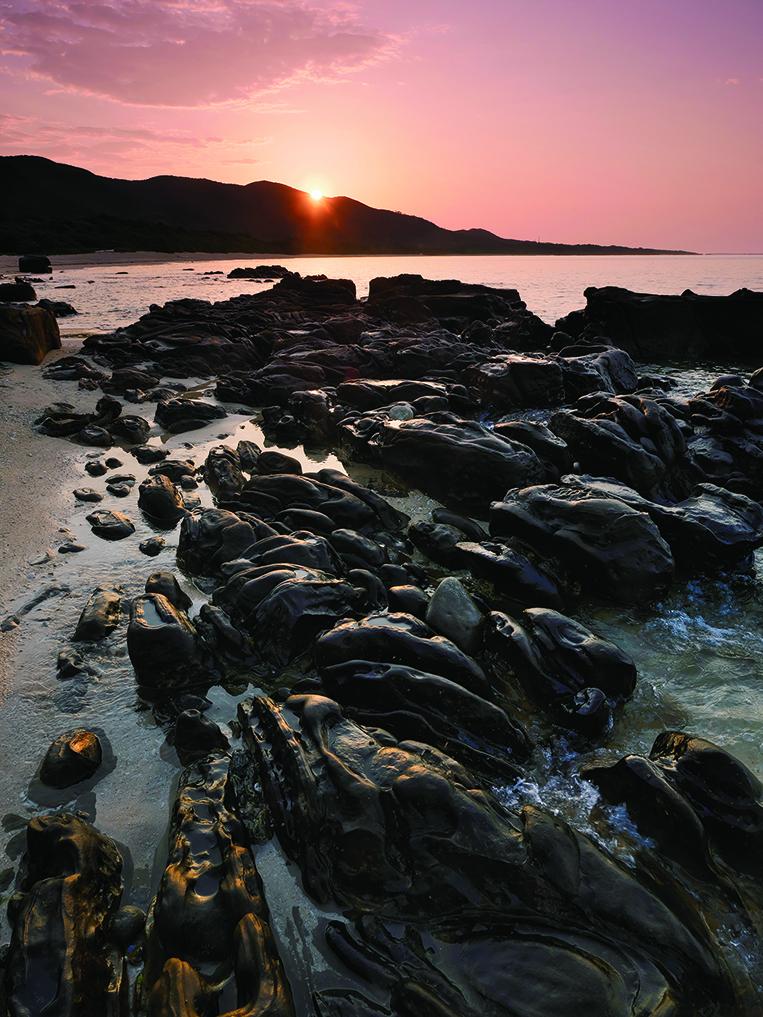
0,249,712,275
0,344,80,697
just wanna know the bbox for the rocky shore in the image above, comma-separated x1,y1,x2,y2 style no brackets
1,270,763,1015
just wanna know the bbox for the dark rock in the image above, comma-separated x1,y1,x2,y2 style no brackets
4,814,125,1016
102,367,159,393
85,459,108,476
57,646,89,678
0,304,61,364
565,475,763,572
139,536,166,556
111,413,151,444
257,450,303,475
39,728,102,787
550,394,688,499
74,586,121,641
178,508,276,576
110,905,146,950
0,279,36,301
490,483,674,603
204,445,244,500
556,285,763,361
73,487,103,502
493,419,573,475
485,608,636,719
172,709,229,761
387,584,428,618
128,594,207,689
142,756,294,1013
77,424,113,447
379,418,546,513
426,576,483,653
584,731,763,878
236,439,262,473
37,298,77,317
455,539,565,608
321,660,530,778
138,474,186,525
131,444,168,464
467,354,565,408
214,564,357,665
227,264,289,279
145,571,193,610
18,254,52,273
241,693,736,1014
58,541,86,554
155,396,227,433
315,612,489,696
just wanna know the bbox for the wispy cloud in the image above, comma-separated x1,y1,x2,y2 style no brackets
0,113,270,174
0,0,397,107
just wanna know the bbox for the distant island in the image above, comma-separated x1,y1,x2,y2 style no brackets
0,156,695,257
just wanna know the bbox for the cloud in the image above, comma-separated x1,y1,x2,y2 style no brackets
0,0,396,106
0,113,270,174
724,77,741,86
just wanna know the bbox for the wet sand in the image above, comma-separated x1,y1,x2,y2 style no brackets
0,344,80,695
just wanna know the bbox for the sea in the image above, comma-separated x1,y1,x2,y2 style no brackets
2,250,762,335
1,252,762,987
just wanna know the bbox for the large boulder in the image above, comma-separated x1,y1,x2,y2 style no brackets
315,612,490,696
0,279,36,301
565,476,763,571
18,254,52,273
320,659,530,778
466,354,565,409
490,482,674,603
556,286,763,361
0,303,61,364
485,608,637,726
550,394,689,499
379,418,547,513
178,508,276,576
127,593,208,689
213,563,357,665
584,731,763,879
4,815,125,1016
142,756,294,1014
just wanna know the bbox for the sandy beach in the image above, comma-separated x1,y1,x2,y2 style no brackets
0,343,82,695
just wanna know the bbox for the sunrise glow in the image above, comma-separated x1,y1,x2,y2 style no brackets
309,189,324,202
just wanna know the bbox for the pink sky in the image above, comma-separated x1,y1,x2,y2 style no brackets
1,0,761,251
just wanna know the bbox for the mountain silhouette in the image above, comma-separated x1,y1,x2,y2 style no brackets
0,156,692,256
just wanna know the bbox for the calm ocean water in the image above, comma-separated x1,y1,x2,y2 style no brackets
3,251,762,335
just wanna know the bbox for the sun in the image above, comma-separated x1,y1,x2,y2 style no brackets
309,188,324,202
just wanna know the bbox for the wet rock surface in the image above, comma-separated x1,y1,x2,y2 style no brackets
4,271,763,1015
4,815,125,1015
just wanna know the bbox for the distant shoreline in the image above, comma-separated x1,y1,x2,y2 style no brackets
0,249,719,274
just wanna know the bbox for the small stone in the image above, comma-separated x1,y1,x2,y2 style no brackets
139,536,165,557
58,542,87,554
73,488,103,502
145,571,192,610
74,587,121,641
39,728,102,788
86,510,135,541
426,577,484,654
